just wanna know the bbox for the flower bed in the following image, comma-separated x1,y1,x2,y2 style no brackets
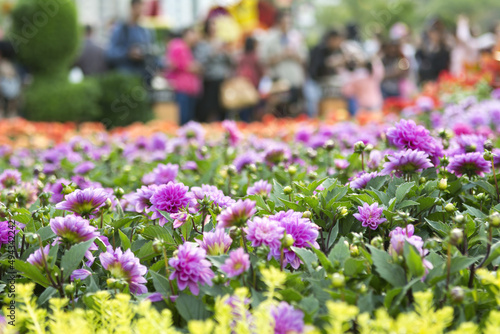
2,85,500,333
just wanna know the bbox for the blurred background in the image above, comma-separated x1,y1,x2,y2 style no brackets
0,0,499,127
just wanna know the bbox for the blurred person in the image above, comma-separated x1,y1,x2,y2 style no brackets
106,0,156,85
416,28,450,84
75,25,108,76
380,41,410,99
260,10,307,116
235,36,263,122
450,16,481,76
390,23,417,96
0,49,21,119
165,27,202,126
194,17,234,122
342,57,384,112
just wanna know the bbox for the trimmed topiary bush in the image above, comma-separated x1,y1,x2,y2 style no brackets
23,77,101,122
95,72,153,128
10,0,80,76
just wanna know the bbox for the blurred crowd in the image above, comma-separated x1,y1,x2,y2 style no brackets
1,0,500,124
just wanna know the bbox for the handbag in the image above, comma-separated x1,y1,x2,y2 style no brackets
221,76,259,110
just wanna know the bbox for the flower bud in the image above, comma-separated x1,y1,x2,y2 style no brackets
102,199,113,211
114,187,125,199
365,144,374,153
337,206,348,217
438,178,448,191
331,273,346,288
38,173,46,182
107,278,117,288
444,203,456,213
282,234,295,248
440,156,449,167
370,236,384,249
306,148,317,160
489,212,500,228
65,284,76,295
324,140,335,151
475,193,487,201
465,144,477,153
350,245,360,257
484,151,493,161
453,214,465,225
354,141,366,153
450,228,463,246
450,286,465,304
419,177,426,184
246,163,257,173
302,211,312,219
152,239,164,254
283,186,293,195
288,165,298,176
484,140,494,151
62,183,76,195
227,165,237,177
308,171,318,180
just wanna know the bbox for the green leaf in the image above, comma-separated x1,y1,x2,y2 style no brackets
37,226,56,241
367,245,406,287
142,226,175,244
309,244,333,272
474,180,498,199
150,270,171,297
397,200,420,209
463,204,487,219
14,260,50,287
37,287,58,305
395,182,415,204
175,294,210,321
60,239,95,280
426,219,451,238
291,247,318,272
328,237,350,266
118,230,131,250
280,198,306,211
403,243,425,277
279,288,303,302
482,241,500,267
366,175,389,191
344,258,366,277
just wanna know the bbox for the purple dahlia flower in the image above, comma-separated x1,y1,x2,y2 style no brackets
222,120,242,146
55,188,108,217
70,269,92,281
454,134,486,154
0,221,18,246
386,119,443,164
142,163,179,185
269,210,320,269
334,159,349,170
381,149,433,176
233,150,261,172
349,172,379,189
217,199,256,228
131,185,158,213
100,246,148,294
271,302,305,334
150,182,192,226
244,216,284,258
247,180,272,196
169,242,214,295
178,121,205,142
447,152,491,177
353,202,386,230
27,245,50,269
389,225,433,277
0,169,21,189
50,215,99,245
196,229,232,255
73,161,95,175
190,184,235,210
220,248,250,277
44,178,71,204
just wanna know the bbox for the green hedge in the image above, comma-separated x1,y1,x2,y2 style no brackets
95,72,153,128
23,77,101,122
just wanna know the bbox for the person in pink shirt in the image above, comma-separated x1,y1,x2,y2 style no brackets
165,27,202,125
342,57,384,112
